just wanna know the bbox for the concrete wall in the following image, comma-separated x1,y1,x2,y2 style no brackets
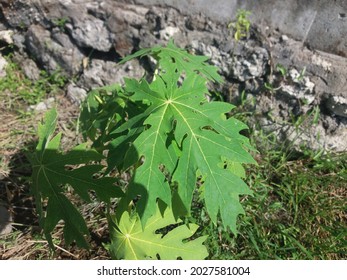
134,0,347,57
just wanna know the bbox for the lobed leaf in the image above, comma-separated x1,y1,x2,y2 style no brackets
30,109,123,248
109,42,256,233
119,39,223,83
109,203,208,260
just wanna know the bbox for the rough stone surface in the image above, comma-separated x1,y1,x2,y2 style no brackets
190,41,234,78
0,0,42,28
0,0,346,152
0,30,14,44
66,17,113,52
15,56,41,81
79,58,145,90
66,83,88,105
0,54,8,78
230,45,270,82
25,25,84,76
280,69,315,105
326,95,347,118
134,0,347,58
0,205,12,235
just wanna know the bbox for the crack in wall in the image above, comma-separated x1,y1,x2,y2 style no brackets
301,10,317,47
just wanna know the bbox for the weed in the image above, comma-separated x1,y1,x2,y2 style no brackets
0,57,66,111
296,67,306,82
276,64,287,78
52,17,69,31
228,9,252,42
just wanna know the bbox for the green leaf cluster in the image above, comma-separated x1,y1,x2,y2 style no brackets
82,40,256,233
30,40,255,259
113,39,254,232
228,9,252,41
29,109,123,248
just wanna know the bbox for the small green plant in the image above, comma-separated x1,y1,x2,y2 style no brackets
227,9,252,73
276,64,287,78
0,57,67,110
265,64,309,95
228,9,252,41
52,17,69,31
295,67,306,82
30,40,255,259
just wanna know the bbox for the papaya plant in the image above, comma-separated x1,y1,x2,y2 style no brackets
30,40,256,259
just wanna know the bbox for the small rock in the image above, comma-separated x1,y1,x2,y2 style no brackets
158,26,180,40
67,83,88,105
0,54,8,78
231,46,269,81
325,95,347,118
11,33,26,51
0,205,12,235
21,58,41,81
280,34,289,42
281,68,316,105
28,97,55,112
32,102,48,111
0,30,14,44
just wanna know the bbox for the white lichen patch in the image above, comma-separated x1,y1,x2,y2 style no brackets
312,54,332,72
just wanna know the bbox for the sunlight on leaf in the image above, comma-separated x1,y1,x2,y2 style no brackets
109,203,208,260
110,41,256,233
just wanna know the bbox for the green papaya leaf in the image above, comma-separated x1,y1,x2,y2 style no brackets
109,204,208,260
109,43,256,233
79,84,144,149
120,38,222,83
29,109,123,248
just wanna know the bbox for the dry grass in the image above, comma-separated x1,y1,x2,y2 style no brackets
0,73,111,259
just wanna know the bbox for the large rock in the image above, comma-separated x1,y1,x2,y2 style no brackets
66,17,113,52
80,58,145,90
25,25,84,75
0,0,43,28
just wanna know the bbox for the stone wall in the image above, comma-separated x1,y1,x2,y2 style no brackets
135,0,347,58
0,0,346,152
